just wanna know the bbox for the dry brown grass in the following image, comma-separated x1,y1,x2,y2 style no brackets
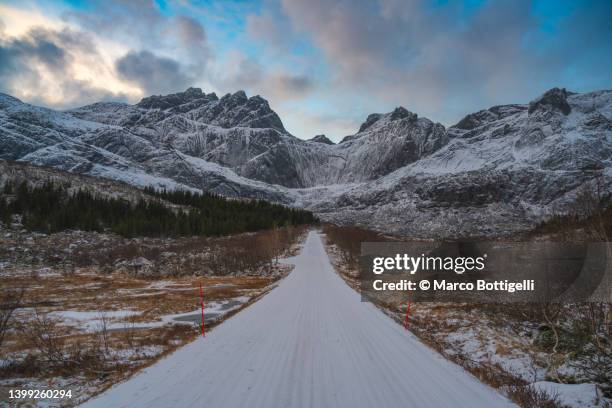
0,226,308,405
0,269,285,405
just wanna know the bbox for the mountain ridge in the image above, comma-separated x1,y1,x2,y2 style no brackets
1,87,610,238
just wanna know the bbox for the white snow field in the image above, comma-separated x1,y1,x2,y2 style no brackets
82,231,516,408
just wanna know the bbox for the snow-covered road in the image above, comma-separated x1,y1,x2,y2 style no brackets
83,231,515,408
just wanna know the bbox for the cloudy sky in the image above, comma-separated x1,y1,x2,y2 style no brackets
1,0,611,141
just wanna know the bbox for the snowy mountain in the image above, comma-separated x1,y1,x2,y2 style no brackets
308,135,334,145
1,87,610,238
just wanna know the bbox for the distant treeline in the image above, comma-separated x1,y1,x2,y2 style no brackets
0,181,317,237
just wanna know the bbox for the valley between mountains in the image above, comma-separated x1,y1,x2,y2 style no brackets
1,87,610,408
1,86,610,239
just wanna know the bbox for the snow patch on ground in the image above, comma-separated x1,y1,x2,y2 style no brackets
532,381,606,408
49,310,141,331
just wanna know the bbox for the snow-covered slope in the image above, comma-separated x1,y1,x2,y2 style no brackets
1,87,610,238
311,88,612,237
0,90,291,202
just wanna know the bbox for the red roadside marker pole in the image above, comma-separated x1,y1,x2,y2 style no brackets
199,281,205,337
404,298,412,330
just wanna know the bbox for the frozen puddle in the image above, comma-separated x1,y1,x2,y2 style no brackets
46,297,250,333
171,298,248,324
48,310,140,331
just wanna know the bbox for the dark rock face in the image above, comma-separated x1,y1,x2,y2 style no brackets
240,143,303,188
1,87,611,238
453,105,526,132
357,107,418,133
137,88,286,132
390,106,415,121
528,87,572,116
358,114,383,132
137,87,216,110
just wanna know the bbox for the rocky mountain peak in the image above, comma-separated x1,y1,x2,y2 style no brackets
309,134,335,145
452,104,527,132
358,113,383,132
528,87,572,116
183,87,204,98
390,106,416,121
202,90,285,132
132,88,287,132
219,91,269,110
221,90,248,103
248,95,267,105
137,87,217,110
358,107,419,133
245,95,272,112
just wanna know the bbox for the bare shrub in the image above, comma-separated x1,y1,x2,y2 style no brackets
96,312,111,354
505,385,568,408
322,224,386,275
573,177,609,241
21,310,67,365
18,310,115,377
0,287,24,349
74,226,307,277
121,318,138,350
568,302,611,386
534,175,611,241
